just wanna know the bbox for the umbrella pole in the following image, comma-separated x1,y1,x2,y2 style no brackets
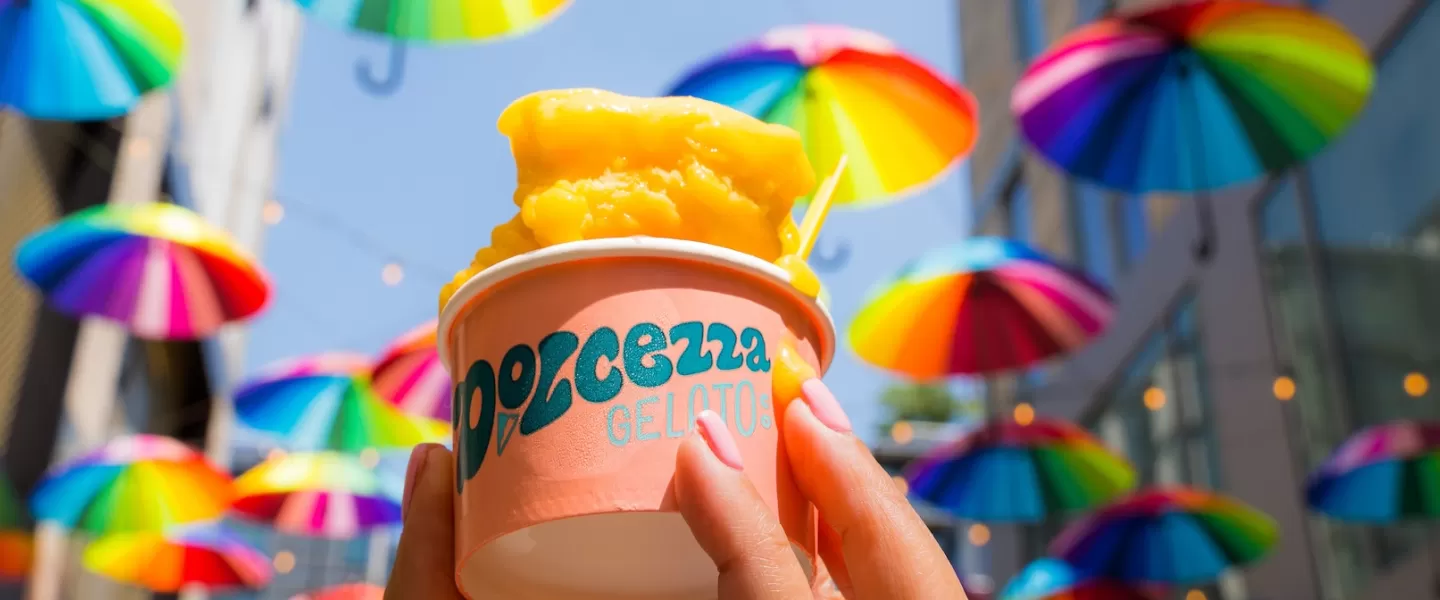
1180,60,1217,263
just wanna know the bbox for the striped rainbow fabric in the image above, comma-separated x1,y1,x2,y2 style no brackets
371,319,450,421
291,0,571,42
231,452,400,539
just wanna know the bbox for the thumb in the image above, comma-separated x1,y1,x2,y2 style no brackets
385,443,463,600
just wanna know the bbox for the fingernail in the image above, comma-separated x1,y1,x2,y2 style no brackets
402,443,432,519
801,379,852,433
696,410,745,470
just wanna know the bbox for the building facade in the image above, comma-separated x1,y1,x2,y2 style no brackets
959,0,1438,599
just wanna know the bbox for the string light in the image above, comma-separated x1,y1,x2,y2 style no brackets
1013,402,1035,425
1274,376,1296,401
1185,591,1207,600
273,551,295,574
1405,372,1429,397
1143,386,1166,411
891,421,914,445
262,201,284,225
967,524,990,547
892,475,909,496
382,263,404,286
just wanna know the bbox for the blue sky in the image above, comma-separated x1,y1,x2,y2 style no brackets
246,0,974,443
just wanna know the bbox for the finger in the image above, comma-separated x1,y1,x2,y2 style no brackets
674,410,814,600
784,380,967,600
386,443,463,600
816,518,855,599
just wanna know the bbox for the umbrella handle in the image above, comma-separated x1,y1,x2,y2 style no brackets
810,234,851,273
356,44,407,97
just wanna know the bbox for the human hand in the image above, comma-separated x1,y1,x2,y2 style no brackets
385,443,463,600
673,378,968,599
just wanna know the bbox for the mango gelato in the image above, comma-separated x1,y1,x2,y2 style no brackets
440,88,822,309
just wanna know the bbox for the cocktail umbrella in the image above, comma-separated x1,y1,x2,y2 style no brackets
1001,558,1154,600
29,435,233,536
904,418,1135,522
231,452,401,539
291,0,572,42
849,238,1112,378
0,470,29,581
1306,420,1440,522
1050,487,1278,586
667,24,978,208
83,523,272,592
1011,0,1372,256
14,202,271,340
234,353,448,453
292,582,386,600
371,319,449,421
0,0,185,120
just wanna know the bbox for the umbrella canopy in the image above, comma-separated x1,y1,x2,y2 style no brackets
1001,558,1154,600
0,470,30,581
30,435,234,536
232,452,401,539
371,319,450,421
849,238,1112,378
1050,487,1277,586
234,353,448,452
1012,0,1372,193
83,524,272,592
668,23,978,208
905,418,1135,522
1307,420,1440,522
291,0,571,42
292,583,386,600
0,0,185,120
14,202,271,340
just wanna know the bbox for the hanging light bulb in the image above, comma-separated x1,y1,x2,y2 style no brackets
1274,376,1296,401
1013,402,1035,425
382,262,404,286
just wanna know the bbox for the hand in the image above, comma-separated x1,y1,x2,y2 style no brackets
385,443,463,600
674,378,967,599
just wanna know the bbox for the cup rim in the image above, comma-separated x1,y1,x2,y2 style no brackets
437,236,837,375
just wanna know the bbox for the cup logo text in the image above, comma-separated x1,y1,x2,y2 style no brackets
455,321,773,492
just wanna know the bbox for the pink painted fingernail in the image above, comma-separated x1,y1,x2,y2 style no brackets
801,379,852,433
402,444,432,519
696,410,744,470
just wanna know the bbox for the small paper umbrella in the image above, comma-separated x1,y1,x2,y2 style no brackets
83,523,272,592
234,353,448,453
291,0,572,42
371,319,450,421
849,237,1113,378
1001,558,1153,600
1306,420,1440,522
292,583,386,600
14,202,271,340
1050,487,1278,586
668,24,978,208
30,435,234,536
0,0,185,120
1012,0,1372,193
904,418,1135,522
231,452,401,539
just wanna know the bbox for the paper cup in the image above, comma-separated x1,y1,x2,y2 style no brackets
438,237,835,599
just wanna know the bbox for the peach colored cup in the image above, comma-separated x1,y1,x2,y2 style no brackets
438,237,835,600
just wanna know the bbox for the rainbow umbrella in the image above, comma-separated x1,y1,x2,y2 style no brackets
850,238,1112,378
83,523,272,592
0,0,185,120
1050,487,1278,586
371,319,450,421
232,452,401,539
234,353,448,453
0,470,30,581
291,0,571,42
904,418,1134,522
1001,558,1153,600
29,435,234,536
292,583,386,600
1011,0,1372,194
14,202,271,340
667,24,978,208
1306,420,1440,522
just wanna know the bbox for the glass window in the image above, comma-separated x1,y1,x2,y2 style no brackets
1070,183,1117,286
1012,0,1047,62
1007,177,1033,242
